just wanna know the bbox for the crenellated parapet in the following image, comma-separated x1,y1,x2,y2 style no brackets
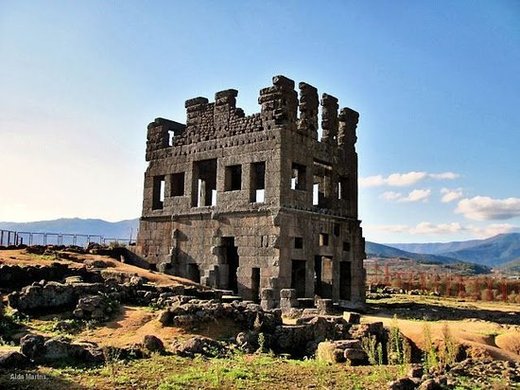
338,107,359,150
320,94,339,145
298,82,319,139
259,75,298,128
145,75,359,160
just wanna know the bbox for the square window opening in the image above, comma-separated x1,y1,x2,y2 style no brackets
319,233,329,246
225,165,242,191
294,237,303,249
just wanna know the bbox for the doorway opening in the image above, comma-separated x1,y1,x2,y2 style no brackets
339,262,352,300
314,256,333,298
251,267,260,302
187,263,200,284
222,237,239,293
291,260,306,298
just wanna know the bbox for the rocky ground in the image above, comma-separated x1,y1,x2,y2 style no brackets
0,245,519,389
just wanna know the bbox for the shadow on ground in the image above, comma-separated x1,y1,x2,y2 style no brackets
0,368,88,390
367,301,520,324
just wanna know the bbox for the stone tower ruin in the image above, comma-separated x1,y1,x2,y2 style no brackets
136,75,366,307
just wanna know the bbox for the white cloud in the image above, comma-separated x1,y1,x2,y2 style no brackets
410,222,463,235
440,188,463,203
364,224,409,233
455,196,520,220
380,191,403,201
380,189,431,203
386,172,427,186
360,171,459,188
359,175,385,187
429,172,460,180
404,189,431,202
469,223,517,237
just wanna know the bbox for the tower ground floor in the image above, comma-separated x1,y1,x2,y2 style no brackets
135,208,366,307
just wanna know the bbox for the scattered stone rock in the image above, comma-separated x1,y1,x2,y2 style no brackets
143,335,165,354
171,336,228,358
73,294,117,321
343,311,360,324
343,348,368,365
0,351,32,369
387,377,417,390
84,259,113,269
20,334,45,360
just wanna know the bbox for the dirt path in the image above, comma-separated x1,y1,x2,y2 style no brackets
77,306,186,347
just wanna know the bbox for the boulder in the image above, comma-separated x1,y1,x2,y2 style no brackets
143,335,165,354
343,348,368,365
387,377,417,390
73,294,117,321
42,337,103,363
316,341,340,363
20,334,45,360
0,351,32,369
171,336,227,358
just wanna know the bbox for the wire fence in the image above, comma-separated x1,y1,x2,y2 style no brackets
0,229,136,247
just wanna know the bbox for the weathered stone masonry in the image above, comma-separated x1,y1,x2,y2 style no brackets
136,75,366,307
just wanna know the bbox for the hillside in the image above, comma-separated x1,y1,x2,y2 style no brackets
365,241,461,264
0,218,139,239
1,218,518,268
498,258,520,275
389,233,520,267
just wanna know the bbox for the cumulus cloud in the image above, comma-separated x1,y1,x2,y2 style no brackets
380,191,403,201
455,196,520,220
405,189,431,202
410,222,463,235
429,172,460,180
380,189,431,203
360,171,459,188
359,175,386,187
469,223,518,237
386,172,427,186
440,188,463,203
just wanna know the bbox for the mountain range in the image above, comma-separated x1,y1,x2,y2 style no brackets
1,218,519,268
385,233,520,267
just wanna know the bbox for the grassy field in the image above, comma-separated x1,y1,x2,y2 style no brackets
1,353,402,390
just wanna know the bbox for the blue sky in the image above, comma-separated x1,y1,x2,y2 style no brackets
1,1,519,243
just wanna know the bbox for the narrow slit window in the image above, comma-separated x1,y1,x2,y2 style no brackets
250,161,266,202
291,163,307,190
152,175,165,210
